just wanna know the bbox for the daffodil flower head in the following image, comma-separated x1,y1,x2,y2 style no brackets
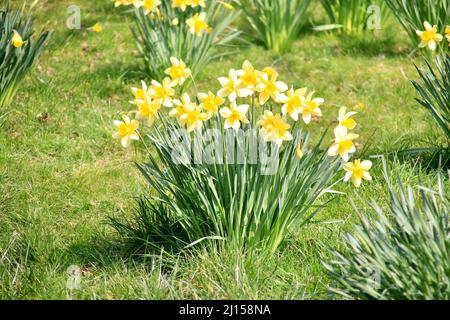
198,91,225,119
11,30,24,48
258,110,293,146
416,21,443,51
170,93,208,132
113,115,140,148
149,77,176,107
296,144,303,159
135,95,162,126
165,57,191,85
328,126,359,161
141,0,162,15
239,60,260,91
189,0,206,8
257,70,288,105
219,102,250,131
300,91,324,124
172,0,191,11
217,69,253,102
186,12,209,36
219,1,234,10
337,107,357,130
91,22,102,33
130,80,150,105
278,87,307,121
343,159,372,188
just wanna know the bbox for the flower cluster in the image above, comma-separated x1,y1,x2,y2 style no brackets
113,58,372,187
416,21,450,51
112,0,231,35
327,107,371,188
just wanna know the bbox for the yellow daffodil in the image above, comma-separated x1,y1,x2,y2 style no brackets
299,92,324,124
238,60,260,90
91,22,102,33
296,144,303,159
354,102,366,111
416,21,443,51
172,18,179,26
113,115,140,148
180,106,208,132
262,67,278,78
165,57,191,85
186,12,209,36
217,69,253,102
130,80,151,105
169,93,193,119
11,30,24,48
343,159,372,188
135,95,162,126
198,91,225,118
172,0,191,11
258,110,293,146
256,70,288,105
113,0,134,7
219,102,250,131
337,107,357,130
149,77,176,107
219,1,234,10
277,87,307,121
142,0,161,14
170,93,207,132
328,126,359,161
446,26,450,45
189,0,206,8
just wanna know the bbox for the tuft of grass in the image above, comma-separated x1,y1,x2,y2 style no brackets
0,4,50,109
236,0,312,54
325,161,450,300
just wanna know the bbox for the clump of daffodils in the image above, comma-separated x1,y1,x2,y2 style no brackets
115,0,238,85
113,58,372,188
416,21,450,51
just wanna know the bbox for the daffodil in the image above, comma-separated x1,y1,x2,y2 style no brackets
238,60,260,91
328,126,359,161
169,93,193,119
416,21,443,51
172,18,179,26
149,77,176,107
217,69,253,102
130,80,151,105
91,22,102,33
256,70,288,105
198,91,225,118
11,30,24,48
219,1,233,10
172,0,191,11
278,87,307,121
337,107,357,130
113,115,140,148
135,95,162,126
113,0,134,7
189,0,206,8
165,57,191,85
219,102,250,131
300,92,324,124
186,12,209,36
142,0,161,14
343,159,372,188
296,144,303,159
258,110,293,146
170,93,207,132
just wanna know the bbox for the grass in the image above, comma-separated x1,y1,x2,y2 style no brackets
0,0,448,299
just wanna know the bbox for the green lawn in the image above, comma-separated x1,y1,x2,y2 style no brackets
0,0,447,299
